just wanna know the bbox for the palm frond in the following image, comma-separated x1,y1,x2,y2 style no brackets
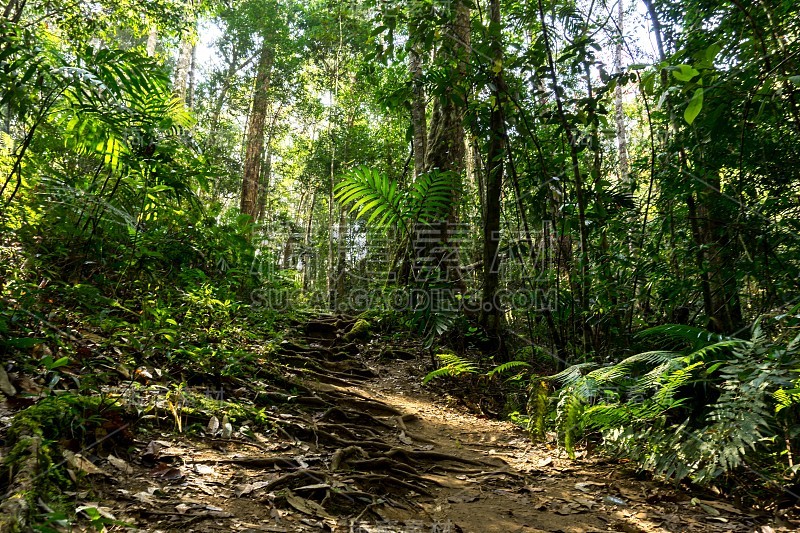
407,170,458,224
334,167,407,231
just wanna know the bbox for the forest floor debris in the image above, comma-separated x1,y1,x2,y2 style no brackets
1,315,796,532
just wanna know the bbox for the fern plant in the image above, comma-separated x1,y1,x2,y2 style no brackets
422,353,479,384
537,320,800,488
334,167,457,237
423,353,531,384
335,167,461,343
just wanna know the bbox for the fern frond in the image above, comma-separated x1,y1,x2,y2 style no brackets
638,324,737,350
687,339,748,363
773,388,800,413
422,367,458,384
557,389,585,459
422,353,478,384
527,380,549,440
407,170,458,224
334,167,407,231
546,362,596,385
615,350,681,366
488,360,531,377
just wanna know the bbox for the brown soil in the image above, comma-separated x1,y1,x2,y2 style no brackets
6,316,795,533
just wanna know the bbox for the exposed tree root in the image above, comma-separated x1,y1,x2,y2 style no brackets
198,456,309,469
0,435,40,533
319,406,394,430
257,468,332,494
345,473,433,497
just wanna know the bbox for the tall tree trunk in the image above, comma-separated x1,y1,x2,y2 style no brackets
187,43,197,109
480,0,505,338
241,39,274,222
326,4,344,309
614,0,630,188
174,37,193,102
256,102,284,222
423,0,470,290
302,190,316,292
146,26,158,57
409,43,427,178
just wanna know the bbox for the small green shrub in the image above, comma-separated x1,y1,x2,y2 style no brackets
536,319,800,493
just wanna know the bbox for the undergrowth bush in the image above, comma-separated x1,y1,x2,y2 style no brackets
534,317,800,499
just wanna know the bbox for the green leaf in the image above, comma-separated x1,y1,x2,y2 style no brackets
705,43,722,63
4,337,46,349
684,87,704,124
47,357,70,370
672,64,699,82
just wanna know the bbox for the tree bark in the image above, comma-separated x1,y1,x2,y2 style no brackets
187,43,197,109
174,36,193,102
241,38,274,222
146,25,158,56
422,0,470,290
409,43,427,179
614,0,630,188
480,0,505,337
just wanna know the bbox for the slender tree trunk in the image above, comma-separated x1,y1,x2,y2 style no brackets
696,181,744,333
614,0,630,188
187,43,197,109
480,0,505,338
241,39,274,222
2,0,26,22
423,0,470,290
327,5,344,308
256,102,284,222
146,26,158,57
644,0,742,333
409,43,427,178
302,190,316,292
537,0,591,323
209,47,240,136
174,37,193,102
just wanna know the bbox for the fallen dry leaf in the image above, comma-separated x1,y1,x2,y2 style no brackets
150,463,184,480
399,431,414,445
575,481,606,492
63,451,108,477
107,454,134,475
284,490,334,519
447,492,480,504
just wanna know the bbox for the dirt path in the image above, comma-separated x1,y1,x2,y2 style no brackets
75,316,785,532
358,356,778,533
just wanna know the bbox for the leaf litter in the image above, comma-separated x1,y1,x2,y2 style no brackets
30,316,798,532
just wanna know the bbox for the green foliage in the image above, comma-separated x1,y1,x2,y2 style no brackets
423,353,531,384
334,166,457,236
422,352,479,384
526,380,549,440
539,318,800,489
487,360,531,377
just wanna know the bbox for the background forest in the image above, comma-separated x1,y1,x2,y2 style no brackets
1,0,799,527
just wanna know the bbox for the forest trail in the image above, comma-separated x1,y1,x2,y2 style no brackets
80,316,775,533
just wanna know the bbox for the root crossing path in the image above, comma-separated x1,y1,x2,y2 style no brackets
93,315,777,532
